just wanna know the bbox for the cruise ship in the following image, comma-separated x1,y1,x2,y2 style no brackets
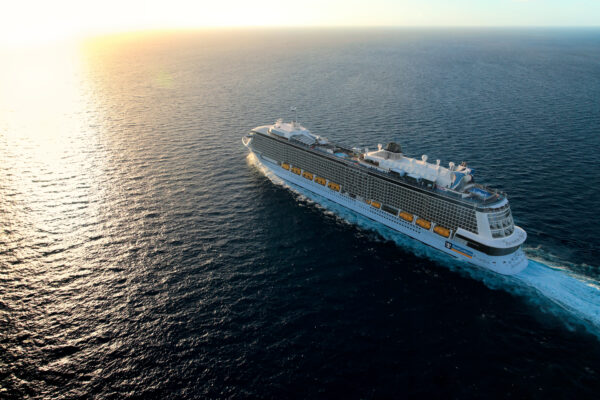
243,120,528,275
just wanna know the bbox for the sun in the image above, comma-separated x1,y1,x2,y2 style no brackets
0,2,82,46
0,0,380,47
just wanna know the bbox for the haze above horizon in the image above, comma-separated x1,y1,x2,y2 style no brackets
2,0,600,46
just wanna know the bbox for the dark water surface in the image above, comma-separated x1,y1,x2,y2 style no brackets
1,28,600,398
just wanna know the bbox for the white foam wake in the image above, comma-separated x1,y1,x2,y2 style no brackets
514,260,600,329
247,153,600,337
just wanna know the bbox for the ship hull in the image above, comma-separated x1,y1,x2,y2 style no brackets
248,148,528,276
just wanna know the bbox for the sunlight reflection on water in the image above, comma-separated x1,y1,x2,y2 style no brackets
0,42,107,292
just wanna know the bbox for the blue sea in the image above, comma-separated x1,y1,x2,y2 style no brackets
1,28,600,398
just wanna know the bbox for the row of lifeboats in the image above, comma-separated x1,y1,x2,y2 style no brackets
282,163,340,192
282,162,450,238
368,201,450,238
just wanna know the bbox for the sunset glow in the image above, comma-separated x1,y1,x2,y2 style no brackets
1,0,599,46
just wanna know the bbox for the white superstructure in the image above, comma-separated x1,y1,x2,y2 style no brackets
364,146,471,190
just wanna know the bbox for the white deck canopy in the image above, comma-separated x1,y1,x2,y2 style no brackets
268,119,327,145
364,146,472,189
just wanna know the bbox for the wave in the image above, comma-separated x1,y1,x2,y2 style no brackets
248,153,600,337
515,260,600,330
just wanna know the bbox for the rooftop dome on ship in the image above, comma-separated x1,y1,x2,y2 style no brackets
385,142,402,153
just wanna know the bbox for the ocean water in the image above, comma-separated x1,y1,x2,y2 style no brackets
1,28,600,398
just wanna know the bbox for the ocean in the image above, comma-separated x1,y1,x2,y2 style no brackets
1,28,600,398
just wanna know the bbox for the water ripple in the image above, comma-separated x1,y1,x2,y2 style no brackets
1,29,600,399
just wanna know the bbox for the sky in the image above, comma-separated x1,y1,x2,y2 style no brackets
1,0,599,45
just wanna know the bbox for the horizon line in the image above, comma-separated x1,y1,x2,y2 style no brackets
83,25,600,37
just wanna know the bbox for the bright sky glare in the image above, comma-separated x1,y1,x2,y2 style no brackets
1,0,599,45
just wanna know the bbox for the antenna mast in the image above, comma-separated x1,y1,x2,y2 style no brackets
290,106,297,124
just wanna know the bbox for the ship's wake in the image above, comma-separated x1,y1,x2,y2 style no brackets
247,153,600,337
514,259,600,331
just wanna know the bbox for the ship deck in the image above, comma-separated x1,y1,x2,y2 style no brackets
251,125,507,209
309,142,505,208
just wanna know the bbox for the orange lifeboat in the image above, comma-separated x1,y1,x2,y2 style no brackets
434,225,450,238
315,177,326,186
327,182,340,192
399,211,414,222
302,171,314,180
416,218,431,230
